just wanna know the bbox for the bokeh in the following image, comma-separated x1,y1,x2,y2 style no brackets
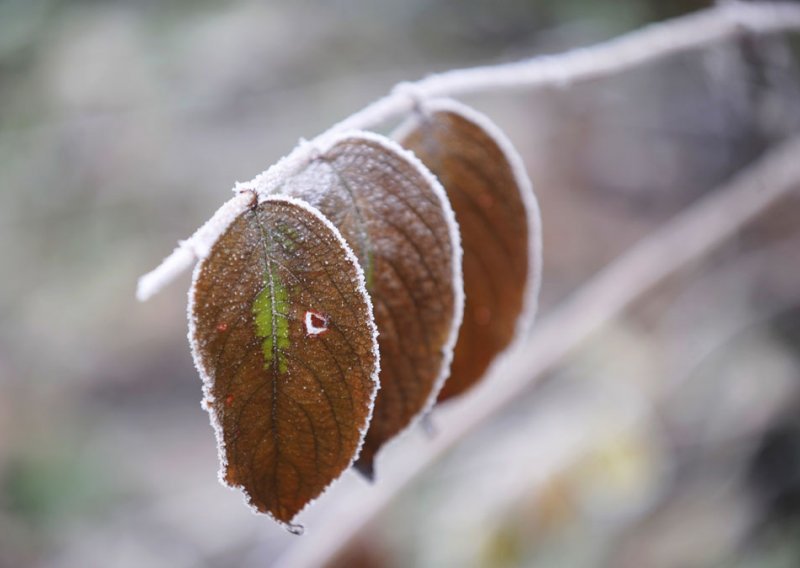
2,0,800,566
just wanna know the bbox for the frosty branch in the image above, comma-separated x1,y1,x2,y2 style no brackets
136,0,800,302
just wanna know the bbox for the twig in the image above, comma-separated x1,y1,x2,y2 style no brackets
329,1,800,134
274,136,800,568
136,1,800,301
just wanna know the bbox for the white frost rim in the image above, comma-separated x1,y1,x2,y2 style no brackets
186,193,381,532
281,129,465,473
393,97,544,396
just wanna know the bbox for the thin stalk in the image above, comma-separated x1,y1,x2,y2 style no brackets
137,1,800,301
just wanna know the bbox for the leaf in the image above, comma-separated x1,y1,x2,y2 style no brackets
283,132,464,477
396,99,542,402
188,194,379,528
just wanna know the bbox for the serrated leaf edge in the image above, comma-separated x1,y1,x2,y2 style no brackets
291,129,466,469
393,98,543,392
187,193,381,531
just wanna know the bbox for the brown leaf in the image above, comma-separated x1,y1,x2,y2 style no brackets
189,195,379,528
285,133,464,477
396,100,541,402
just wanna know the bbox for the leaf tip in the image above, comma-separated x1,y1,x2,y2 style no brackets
354,458,376,482
287,522,305,536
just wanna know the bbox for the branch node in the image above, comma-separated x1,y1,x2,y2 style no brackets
232,182,259,209
392,81,431,119
297,136,326,162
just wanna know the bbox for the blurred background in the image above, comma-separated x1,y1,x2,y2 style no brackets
2,0,800,566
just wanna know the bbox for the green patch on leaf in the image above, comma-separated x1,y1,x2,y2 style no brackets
253,263,290,374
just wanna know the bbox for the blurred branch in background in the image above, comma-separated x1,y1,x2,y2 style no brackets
277,133,800,568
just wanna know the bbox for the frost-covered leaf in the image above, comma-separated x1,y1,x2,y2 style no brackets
189,195,379,528
284,132,463,478
396,99,541,402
